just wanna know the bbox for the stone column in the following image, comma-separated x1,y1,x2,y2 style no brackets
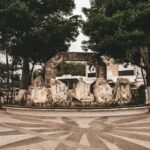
45,55,63,86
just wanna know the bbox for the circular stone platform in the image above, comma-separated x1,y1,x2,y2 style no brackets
5,106,150,117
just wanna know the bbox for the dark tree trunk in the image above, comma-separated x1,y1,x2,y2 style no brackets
140,49,150,103
146,69,150,104
11,59,15,103
146,69,150,86
141,67,146,86
28,62,35,85
20,57,30,89
6,49,10,103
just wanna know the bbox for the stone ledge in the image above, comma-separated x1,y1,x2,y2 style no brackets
5,106,150,117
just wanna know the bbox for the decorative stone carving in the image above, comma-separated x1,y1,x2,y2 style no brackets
114,78,132,104
92,79,113,104
74,80,94,102
50,79,68,104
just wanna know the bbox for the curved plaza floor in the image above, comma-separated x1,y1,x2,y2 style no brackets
0,110,150,150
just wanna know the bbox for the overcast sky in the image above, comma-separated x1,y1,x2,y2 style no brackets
69,0,91,52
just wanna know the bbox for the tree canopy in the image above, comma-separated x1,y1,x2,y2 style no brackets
83,0,150,64
57,62,85,76
0,0,80,62
0,0,80,89
83,0,150,87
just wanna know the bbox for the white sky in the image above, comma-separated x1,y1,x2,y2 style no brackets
69,0,91,52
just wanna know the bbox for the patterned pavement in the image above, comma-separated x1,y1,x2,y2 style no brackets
0,110,150,150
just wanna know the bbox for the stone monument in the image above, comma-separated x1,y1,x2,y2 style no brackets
16,52,133,107
28,76,49,103
92,78,113,104
49,79,69,104
74,80,94,102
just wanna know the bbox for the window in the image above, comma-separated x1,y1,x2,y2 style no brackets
88,73,96,77
119,70,134,76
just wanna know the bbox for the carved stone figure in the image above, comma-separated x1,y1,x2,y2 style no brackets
74,80,94,102
92,79,113,104
114,78,132,104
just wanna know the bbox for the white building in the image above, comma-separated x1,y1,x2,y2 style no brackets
106,59,145,87
56,62,97,89
56,59,145,88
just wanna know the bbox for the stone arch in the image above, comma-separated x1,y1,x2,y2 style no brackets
45,52,106,86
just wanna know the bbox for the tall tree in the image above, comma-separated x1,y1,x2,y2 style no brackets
0,0,80,89
83,0,150,102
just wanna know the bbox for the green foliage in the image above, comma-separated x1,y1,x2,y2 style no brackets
33,69,44,80
0,0,80,89
0,60,20,87
57,62,86,76
0,0,80,62
0,62,7,82
83,0,150,65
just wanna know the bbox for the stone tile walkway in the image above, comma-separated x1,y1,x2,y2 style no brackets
0,110,150,149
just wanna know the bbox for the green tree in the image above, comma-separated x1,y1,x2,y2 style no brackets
57,62,86,76
0,62,7,83
83,0,150,102
33,68,44,80
0,0,80,89
0,58,21,102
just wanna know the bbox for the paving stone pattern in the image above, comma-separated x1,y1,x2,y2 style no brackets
0,111,150,150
